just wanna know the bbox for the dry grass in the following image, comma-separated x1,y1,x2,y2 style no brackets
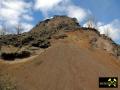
0,74,17,90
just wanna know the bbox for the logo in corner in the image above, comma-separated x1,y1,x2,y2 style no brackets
99,77,118,88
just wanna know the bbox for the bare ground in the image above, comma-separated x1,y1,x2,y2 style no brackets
0,32,120,90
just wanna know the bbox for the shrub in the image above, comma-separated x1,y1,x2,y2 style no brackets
21,35,34,45
16,51,31,59
1,52,16,60
31,39,50,48
0,51,31,60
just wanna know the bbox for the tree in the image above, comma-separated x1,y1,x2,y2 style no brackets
0,8,7,35
86,15,97,29
0,22,7,35
104,27,110,37
15,23,23,35
15,15,24,35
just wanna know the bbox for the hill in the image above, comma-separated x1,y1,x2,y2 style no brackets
0,16,120,90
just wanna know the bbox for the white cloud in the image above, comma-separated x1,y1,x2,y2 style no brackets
34,0,62,10
67,5,88,22
0,0,33,33
22,14,34,21
34,0,63,17
34,0,89,22
98,19,120,42
22,23,33,32
97,22,104,27
1,0,31,13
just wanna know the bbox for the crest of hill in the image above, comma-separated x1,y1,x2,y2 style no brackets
30,15,80,33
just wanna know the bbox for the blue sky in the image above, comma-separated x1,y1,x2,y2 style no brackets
32,0,120,24
0,0,120,44
75,0,120,23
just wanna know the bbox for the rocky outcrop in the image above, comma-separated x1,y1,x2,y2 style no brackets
30,15,80,33
89,32,120,59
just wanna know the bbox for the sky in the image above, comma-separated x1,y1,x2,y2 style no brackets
0,0,120,44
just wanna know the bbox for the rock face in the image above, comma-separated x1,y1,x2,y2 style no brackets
89,32,120,58
30,15,80,33
93,37,115,53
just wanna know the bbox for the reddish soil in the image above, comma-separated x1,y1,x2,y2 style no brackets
0,31,120,90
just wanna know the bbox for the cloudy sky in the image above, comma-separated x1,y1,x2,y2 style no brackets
0,0,120,44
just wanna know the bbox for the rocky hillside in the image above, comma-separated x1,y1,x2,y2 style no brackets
0,16,80,47
0,16,120,90
0,15,120,60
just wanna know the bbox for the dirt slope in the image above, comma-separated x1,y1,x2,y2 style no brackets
0,31,120,90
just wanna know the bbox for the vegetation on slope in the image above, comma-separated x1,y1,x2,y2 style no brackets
0,15,120,60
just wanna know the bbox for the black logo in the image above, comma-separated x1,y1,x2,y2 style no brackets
99,77,118,88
